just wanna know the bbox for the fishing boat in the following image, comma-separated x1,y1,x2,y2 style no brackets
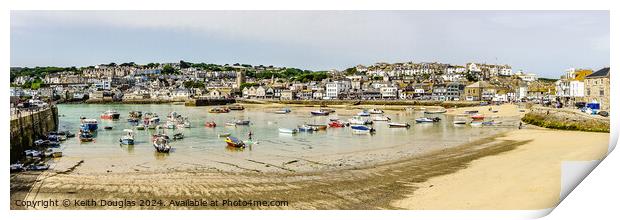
388,122,411,128
424,108,447,114
234,120,251,125
204,121,217,127
136,124,146,130
218,133,231,138
153,137,172,153
351,125,376,134
357,110,371,117
228,104,245,110
368,108,384,114
81,118,99,131
471,114,485,120
274,108,292,114
308,124,328,130
79,131,94,142
310,110,330,116
119,129,135,145
279,128,299,134
328,120,347,128
100,110,121,120
372,116,391,121
453,114,469,125
349,116,373,125
298,124,317,132
225,136,245,148
415,117,441,123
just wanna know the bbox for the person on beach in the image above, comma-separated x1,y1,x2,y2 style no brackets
519,122,523,129
248,130,253,140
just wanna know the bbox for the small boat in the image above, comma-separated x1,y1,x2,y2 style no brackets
388,122,410,128
308,124,328,130
424,108,447,114
218,133,231,138
25,150,42,157
26,163,50,171
209,107,230,113
471,114,485,120
310,110,330,116
34,139,49,147
372,116,391,121
351,125,375,134
81,118,99,131
165,121,176,129
234,120,251,125
322,108,336,113
470,121,483,127
368,108,384,114
464,110,479,114
298,124,317,132
136,124,146,130
357,111,371,117
225,122,237,126
453,114,469,125
349,116,373,125
58,130,75,138
228,104,245,110
129,111,142,118
10,163,24,173
153,137,172,153
482,121,496,126
104,126,113,130
204,121,217,127
79,132,94,142
279,128,299,134
127,118,140,123
182,121,191,128
173,132,184,140
225,136,245,148
274,108,292,114
44,149,63,158
152,133,170,141
415,117,441,123
119,129,135,145
100,110,121,120
328,120,347,128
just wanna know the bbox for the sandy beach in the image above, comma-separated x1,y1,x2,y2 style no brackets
10,104,610,210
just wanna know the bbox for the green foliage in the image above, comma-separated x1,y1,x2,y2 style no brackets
145,63,160,68
240,82,258,90
344,67,357,76
179,60,192,69
162,65,177,75
10,66,77,82
120,62,136,67
183,80,205,89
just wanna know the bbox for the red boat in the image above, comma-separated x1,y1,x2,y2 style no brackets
329,121,347,128
471,114,485,120
204,121,217,127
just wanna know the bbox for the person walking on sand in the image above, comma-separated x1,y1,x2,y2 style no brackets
248,130,253,140
519,121,523,129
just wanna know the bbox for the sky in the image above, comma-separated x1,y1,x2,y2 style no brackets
10,11,609,78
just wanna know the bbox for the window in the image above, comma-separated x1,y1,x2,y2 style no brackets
600,89,604,96
587,89,590,96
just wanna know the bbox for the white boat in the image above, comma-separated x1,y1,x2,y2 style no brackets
470,121,483,127
368,108,384,114
279,128,299,134
388,122,410,128
153,137,171,153
274,108,292,114
119,129,135,145
424,108,447,114
357,111,371,117
453,114,468,125
349,116,373,125
372,116,391,121
415,117,441,123
165,121,176,129
183,121,191,128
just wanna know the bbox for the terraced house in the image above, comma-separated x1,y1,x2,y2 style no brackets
584,67,610,111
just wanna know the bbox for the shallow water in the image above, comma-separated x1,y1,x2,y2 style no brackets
55,104,518,173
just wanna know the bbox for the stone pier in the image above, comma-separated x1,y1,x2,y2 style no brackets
10,106,59,163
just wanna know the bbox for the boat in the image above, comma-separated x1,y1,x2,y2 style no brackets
234,120,251,125
298,124,317,132
372,116,391,121
204,121,217,127
146,117,160,129
26,163,50,171
310,110,330,116
25,150,42,157
81,118,98,131
307,124,328,130
129,111,142,118
328,120,347,128
415,117,441,123
10,163,24,173
209,107,230,113
44,149,63,158
153,137,172,153
58,130,75,138
357,110,371,117
471,114,485,120
279,128,299,134
322,108,336,113
482,121,497,126
79,131,94,142
173,132,184,140
351,125,376,134
228,104,245,110
218,133,231,138
424,108,447,114
119,129,135,145
136,124,146,130
368,108,384,114
100,110,121,120
464,110,479,114
349,116,373,125
165,121,176,129
127,118,140,123
182,120,191,128
225,122,237,126
388,122,411,128
225,136,245,148
167,111,180,121
453,114,469,125
104,126,113,130
274,108,292,114
470,121,483,127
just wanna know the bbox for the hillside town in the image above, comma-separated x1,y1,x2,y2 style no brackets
9,61,610,112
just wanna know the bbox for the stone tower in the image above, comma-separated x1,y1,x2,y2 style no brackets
236,69,246,88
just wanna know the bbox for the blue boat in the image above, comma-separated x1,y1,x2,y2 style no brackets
81,118,98,131
119,129,135,145
351,125,375,133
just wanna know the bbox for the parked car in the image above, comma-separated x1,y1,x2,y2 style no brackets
598,111,609,117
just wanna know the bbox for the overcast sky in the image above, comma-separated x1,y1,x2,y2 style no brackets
11,11,609,78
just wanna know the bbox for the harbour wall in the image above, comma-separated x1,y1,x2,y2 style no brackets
237,99,481,108
522,106,610,132
10,106,59,162
185,98,236,106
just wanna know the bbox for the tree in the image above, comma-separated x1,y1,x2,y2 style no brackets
180,60,192,69
162,65,176,75
344,67,358,76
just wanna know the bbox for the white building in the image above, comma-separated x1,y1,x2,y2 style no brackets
380,86,398,99
514,70,538,82
325,81,351,99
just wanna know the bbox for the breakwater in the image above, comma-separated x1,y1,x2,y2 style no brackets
10,106,59,162
522,107,610,132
